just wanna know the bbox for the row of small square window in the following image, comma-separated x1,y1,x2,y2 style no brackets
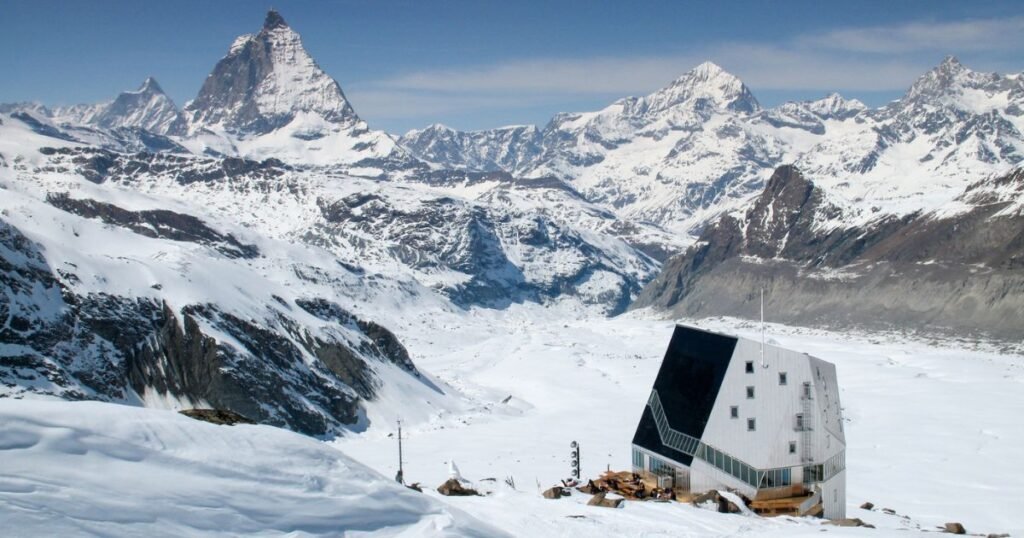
727,408,758,431
745,361,789,385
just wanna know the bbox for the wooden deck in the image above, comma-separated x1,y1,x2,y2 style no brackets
749,490,822,517
587,471,823,517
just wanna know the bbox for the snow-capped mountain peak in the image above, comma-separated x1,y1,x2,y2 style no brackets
263,8,288,30
900,55,1018,110
92,76,185,135
184,10,359,136
644,61,760,115
804,92,867,119
178,10,396,165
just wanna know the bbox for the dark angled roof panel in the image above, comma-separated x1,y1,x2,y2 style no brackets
631,325,736,461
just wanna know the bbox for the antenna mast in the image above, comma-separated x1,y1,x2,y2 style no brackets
760,288,766,368
395,418,404,484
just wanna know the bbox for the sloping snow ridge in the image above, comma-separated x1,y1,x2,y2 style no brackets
0,399,502,537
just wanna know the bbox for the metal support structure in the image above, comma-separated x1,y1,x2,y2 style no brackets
570,441,580,480
800,384,814,464
760,288,767,368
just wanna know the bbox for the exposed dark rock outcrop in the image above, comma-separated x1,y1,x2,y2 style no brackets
46,193,260,259
1,217,424,436
314,190,648,314
632,165,1024,340
36,146,287,185
179,408,255,426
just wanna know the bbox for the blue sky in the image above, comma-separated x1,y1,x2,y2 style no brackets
2,0,1023,133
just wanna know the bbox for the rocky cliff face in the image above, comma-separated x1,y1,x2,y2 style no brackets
631,165,1024,340
185,11,358,135
0,210,422,436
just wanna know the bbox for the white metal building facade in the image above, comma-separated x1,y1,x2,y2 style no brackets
631,325,846,519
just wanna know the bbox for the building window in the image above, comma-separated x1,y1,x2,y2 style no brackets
648,455,673,476
746,386,755,399
795,413,805,430
747,418,756,431
745,361,754,373
789,441,796,454
730,406,738,419
632,448,644,468
803,382,812,399
804,464,824,482
779,372,787,385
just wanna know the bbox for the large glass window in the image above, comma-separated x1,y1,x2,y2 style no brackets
632,448,644,468
648,455,674,476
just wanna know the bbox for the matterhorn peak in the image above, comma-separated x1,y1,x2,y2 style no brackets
263,9,288,31
938,55,964,72
184,9,359,136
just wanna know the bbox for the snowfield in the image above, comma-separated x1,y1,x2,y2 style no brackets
0,399,501,537
335,308,1024,537
3,308,1021,537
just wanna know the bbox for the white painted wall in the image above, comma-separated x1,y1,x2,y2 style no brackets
634,329,847,518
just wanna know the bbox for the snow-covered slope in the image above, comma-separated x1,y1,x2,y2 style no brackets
399,124,541,173
181,10,397,165
1,78,185,136
402,58,1024,239
0,99,663,434
0,399,501,536
334,308,1024,537
0,112,465,435
92,77,186,135
631,165,1024,340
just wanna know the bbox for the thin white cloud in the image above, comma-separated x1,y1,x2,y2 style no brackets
377,56,704,94
345,89,547,120
349,16,1024,128
362,46,931,97
803,16,1024,54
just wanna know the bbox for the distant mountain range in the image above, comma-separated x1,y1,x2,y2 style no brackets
0,11,659,433
1,10,1021,434
402,56,1024,238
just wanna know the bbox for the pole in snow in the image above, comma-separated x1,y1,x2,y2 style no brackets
395,419,404,485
